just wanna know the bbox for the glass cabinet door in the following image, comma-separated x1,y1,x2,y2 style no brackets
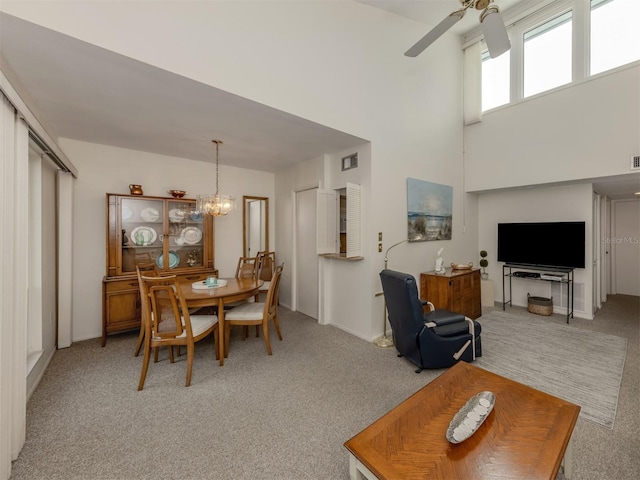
117,196,209,275
120,197,164,274
165,199,205,270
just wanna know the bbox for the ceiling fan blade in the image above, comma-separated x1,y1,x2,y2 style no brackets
404,10,466,57
481,8,511,58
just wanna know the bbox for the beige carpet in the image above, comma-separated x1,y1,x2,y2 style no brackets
9,295,639,480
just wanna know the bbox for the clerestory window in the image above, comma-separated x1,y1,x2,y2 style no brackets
478,0,640,113
523,11,573,98
481,49,510,111
590,0,640,75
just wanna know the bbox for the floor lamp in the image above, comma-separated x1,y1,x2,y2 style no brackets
374,239,410,348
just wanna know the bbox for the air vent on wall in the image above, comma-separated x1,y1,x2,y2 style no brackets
631,155,640,170
341,153,358,171
552,282,584,313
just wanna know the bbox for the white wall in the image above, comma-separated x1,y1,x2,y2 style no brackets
477,183,594,318
464,63,640,192
5,0,477,342
324,143,373,339
465,63,640,315
1,1,447,142
59,138,275,342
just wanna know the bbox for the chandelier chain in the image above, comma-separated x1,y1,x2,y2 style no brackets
213,139,222,197
196,139,234,216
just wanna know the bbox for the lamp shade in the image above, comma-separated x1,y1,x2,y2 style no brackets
481,8,511,58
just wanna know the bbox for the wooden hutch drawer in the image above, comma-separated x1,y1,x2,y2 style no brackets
104,278,140,293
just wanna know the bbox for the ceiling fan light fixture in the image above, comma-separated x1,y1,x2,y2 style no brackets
473,0,491,10
480,5,511,58
404,0,510,58
404,8,466,57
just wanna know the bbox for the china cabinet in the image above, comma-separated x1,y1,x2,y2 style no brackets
102,193,217,345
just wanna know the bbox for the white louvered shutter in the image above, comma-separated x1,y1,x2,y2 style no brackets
346,182,362,258
316,189,337,254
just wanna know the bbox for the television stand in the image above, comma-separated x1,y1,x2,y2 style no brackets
502,264,574,323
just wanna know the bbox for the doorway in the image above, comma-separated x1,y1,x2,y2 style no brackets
242,196,268,257
612,199,640,296
295,188,319,319
27,140,59,391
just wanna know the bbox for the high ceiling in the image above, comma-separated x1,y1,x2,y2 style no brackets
1,1,638,198
356,0,528,35
0,12,367,174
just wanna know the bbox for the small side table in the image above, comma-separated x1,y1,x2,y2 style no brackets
481,279,495,307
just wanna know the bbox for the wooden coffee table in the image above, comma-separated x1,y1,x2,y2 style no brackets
344,361,580,480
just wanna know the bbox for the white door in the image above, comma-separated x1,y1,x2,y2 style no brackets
613,200,640,296
295,189,319,319
601,197,610,300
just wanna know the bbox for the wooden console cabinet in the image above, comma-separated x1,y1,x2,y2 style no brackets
102,193,217,346
420,268,482,320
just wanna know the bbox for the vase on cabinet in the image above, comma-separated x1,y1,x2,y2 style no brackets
129,184,143,195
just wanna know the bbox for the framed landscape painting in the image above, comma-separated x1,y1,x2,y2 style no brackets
407,178,452,242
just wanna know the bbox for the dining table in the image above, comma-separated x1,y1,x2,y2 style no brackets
179,277,263,366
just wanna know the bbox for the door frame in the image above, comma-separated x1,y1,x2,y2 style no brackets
292,187,324,323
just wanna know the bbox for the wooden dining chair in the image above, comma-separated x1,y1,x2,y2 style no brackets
235,256,260,280
224,264,284,355
137,273,218,390
229,256,261,338
136,265,186,359
257,251,276,298
134,264,162,357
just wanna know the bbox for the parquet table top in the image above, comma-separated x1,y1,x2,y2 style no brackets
344,361,580,480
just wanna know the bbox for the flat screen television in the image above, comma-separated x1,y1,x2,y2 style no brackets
497,222,586,269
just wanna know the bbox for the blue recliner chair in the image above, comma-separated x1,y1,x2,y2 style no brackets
380,269,482,372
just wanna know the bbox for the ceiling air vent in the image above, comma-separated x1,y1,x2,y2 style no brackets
632,155,640,170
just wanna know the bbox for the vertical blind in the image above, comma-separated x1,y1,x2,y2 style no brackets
0,91,28,480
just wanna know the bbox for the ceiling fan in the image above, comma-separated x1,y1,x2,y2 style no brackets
405,0,511,59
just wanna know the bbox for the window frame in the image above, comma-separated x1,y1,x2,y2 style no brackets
481,48,511,111
589,0,640,76
474,0,640,113
521,9,574,98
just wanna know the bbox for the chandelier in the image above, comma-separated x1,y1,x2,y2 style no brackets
196,139,235,216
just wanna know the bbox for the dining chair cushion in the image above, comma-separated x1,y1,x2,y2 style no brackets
258,280,271,292
225,303,264,321
152,314,217,340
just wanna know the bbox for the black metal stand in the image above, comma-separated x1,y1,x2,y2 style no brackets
502,264,574,323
